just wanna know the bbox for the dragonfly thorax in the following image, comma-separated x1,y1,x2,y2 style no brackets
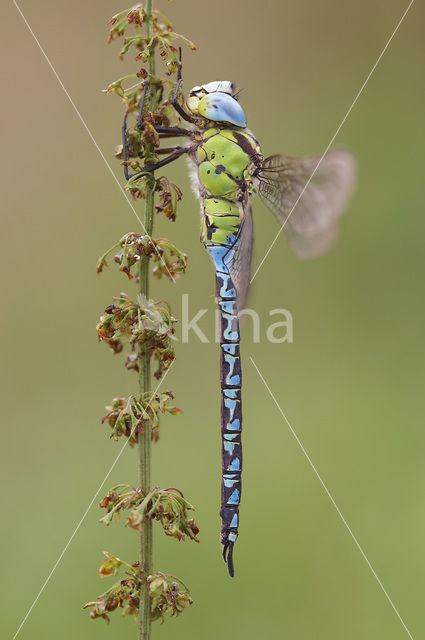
187,81,246,128
189,127,261,247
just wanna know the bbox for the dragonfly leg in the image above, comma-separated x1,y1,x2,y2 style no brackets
123,118,191,181
122,59,193,181
171,78,197,124
137,80,149,130
155,126,192,138
122,112,132,181
122,81,150,181
171,52,197,125
137,77,191,136
171,78,196,124
127,145,191,180
155,146,186,154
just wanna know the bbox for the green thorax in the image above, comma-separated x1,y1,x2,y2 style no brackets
194,127,261,246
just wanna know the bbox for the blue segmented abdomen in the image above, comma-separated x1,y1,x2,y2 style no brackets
206,241,242,578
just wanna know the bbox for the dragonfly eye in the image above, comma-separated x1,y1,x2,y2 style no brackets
198,92,246,127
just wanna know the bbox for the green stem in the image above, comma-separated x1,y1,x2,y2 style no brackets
138,1,155,639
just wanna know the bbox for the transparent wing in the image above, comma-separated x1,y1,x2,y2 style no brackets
227,205,253,311
257,150,356,259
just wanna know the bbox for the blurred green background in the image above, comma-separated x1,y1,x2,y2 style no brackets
2,1,424,638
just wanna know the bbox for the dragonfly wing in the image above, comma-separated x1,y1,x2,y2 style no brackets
257,150,356,259
227,204,253,311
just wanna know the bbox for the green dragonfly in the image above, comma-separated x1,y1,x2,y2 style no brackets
123,65,356,577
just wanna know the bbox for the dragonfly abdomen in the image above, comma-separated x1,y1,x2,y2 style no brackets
206,246,242,578
201,197,240,245
219,293,242,578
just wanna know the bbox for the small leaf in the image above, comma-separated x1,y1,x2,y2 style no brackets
98,551,123,577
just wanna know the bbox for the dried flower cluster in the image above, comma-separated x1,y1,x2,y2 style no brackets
102,391,181,444
84,554,192,624
96,293,176,379
97,232,187,281
99,484,200,542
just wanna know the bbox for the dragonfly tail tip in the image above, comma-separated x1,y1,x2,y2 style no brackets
222,541,235,578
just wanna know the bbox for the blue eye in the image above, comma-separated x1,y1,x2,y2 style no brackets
198,93,246,127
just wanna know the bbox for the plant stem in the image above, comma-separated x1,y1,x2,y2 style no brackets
138,1,155,639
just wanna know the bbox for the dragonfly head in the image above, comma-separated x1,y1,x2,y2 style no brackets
186,81,246,128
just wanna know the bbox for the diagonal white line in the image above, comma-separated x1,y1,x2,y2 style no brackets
251,0,415,284
11,362,174,640
250,356,414,639
12,0,176,283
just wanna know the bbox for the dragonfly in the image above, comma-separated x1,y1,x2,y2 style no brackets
122,64,356,577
